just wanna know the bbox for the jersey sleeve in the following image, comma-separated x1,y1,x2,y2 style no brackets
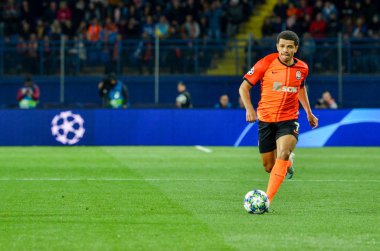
300,67,309,89
243,55,273,86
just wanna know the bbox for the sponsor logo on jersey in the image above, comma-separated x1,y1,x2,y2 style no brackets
273,82,298,93
296,70,301,80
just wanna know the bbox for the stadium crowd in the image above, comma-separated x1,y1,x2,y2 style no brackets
0,0,262,74
0,0,263,40
255,0,380,74
263,0,380,39
0,0,379,75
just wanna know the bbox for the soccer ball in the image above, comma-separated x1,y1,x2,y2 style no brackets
243,189,270,214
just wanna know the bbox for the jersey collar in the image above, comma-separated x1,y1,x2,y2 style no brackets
277,57,298,67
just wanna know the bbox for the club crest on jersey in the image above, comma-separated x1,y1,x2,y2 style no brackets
296,70,301,80
247,67,254,75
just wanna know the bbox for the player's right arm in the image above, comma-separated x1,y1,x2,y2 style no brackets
239,54,274,123
239,80,257,123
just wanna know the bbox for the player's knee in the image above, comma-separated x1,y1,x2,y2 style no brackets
263,161,274,173
277,149,291,160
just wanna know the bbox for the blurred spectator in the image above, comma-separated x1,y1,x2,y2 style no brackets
56,1,71,22
142,15,155,38
309,12,327,38
98,73,128,108
352,17,367,38
26,34,39,74
44,1,58,24
20,0,33,24
125,18,141,39
326,13,340,37
176,81,192,108
184,0,199,22
286,15,300,35
262,17,275,37
155,16,169,40
103,17,118,44
72,0,86,28
341,17,354,38
206,0,224,40
181,15,200,40
286,3,299,18
87,18,102,42
322,1,337,21
130,32,153,74
3,0,21,36
214,94,232,109
226,0,244,37
273,0,288,22
299,0,313,17
36,19,47,40
353,1,365,18
19,20,32,40
166,0,185,25
368,14,380,38
340,0,354,20
50,20,62,40
167,23,183,74
42,35,53,74
363,0,377,24
313,0,324,17
17,75,40,109
299,14,312,37
315,91,338,109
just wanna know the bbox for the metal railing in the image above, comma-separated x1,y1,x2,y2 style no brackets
0,36,379,77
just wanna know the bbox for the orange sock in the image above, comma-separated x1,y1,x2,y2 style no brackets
266,159,288,201
286,160,292,169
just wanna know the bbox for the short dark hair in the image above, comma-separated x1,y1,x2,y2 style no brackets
277,30,299,46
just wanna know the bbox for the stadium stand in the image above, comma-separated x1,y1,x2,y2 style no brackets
262,0,380,39
0,0,379,76
0,0,261,75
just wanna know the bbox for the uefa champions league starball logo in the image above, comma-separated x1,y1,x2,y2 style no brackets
51,111,85,145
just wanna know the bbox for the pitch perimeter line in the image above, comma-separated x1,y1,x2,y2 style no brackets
194,145,213,153
0,178,379,183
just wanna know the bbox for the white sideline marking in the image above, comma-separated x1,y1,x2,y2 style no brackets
0,178,379,183
194,145,213,153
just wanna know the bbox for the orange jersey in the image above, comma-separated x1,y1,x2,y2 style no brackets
244,53,309,122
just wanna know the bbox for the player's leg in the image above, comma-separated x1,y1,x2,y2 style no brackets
285,120,299,179
261,150,276,173
276,135,297,160
258,121,277,173
266,119,299,201
286,152,295,179
266,135,297,201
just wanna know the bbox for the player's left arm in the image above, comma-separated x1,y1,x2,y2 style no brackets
298,84,318,128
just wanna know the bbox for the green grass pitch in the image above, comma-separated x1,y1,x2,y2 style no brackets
0,147,379,250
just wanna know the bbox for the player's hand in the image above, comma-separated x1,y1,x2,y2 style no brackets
308,113,318,129
246,108,257,123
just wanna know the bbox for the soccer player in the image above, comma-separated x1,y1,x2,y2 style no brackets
239,30,318,202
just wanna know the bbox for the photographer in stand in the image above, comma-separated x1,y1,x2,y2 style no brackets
98,73,129,109
17,76,40,109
